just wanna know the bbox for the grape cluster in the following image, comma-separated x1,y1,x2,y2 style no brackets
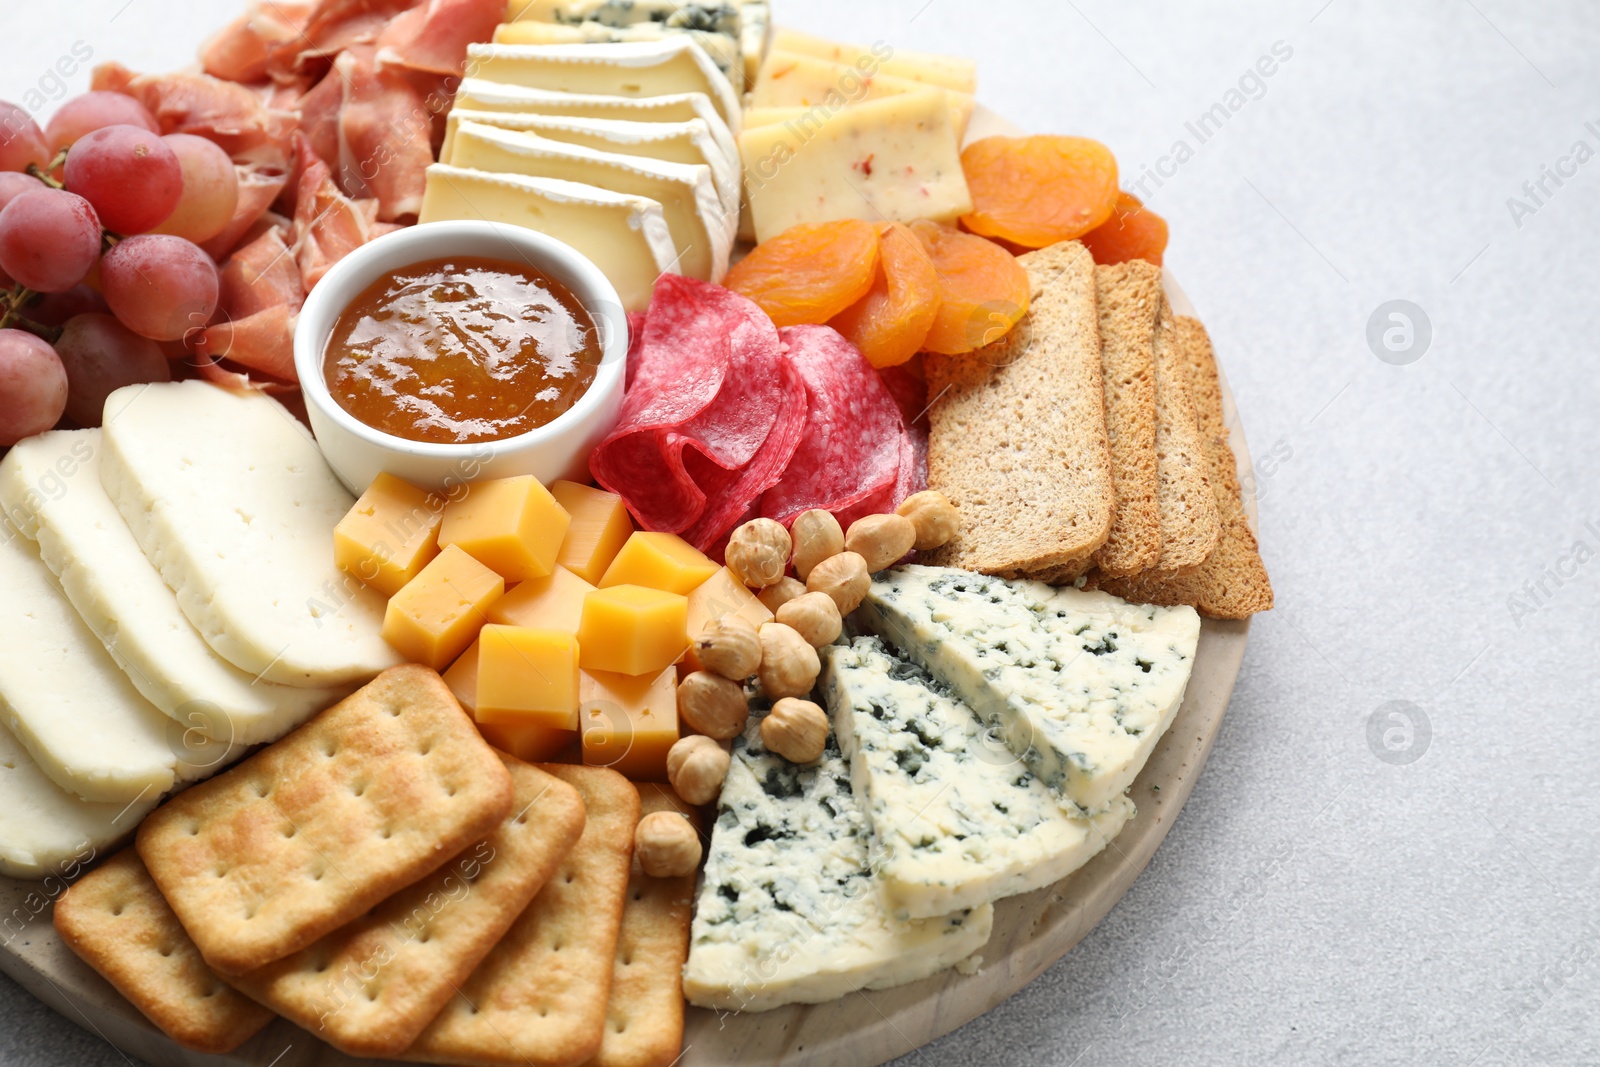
0,93,239,446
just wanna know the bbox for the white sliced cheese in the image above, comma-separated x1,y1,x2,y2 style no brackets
97,382,401,689
419,164,678,312
449,121,732,282
491,20,743,95
464,39,742,133
0,724,155,880
443,109,740,220
820,636,1134,919
0,523,237,804
0,431,342,746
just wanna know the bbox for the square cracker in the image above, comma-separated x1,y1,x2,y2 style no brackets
53,849,273,1054
229,753,586,1057
405,764,641,1067
580,785,699,1067
137,665,514,976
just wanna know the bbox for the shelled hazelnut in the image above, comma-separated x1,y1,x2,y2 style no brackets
676,671,749,740
635,811,702,878
775,591,842,648
725,518,791,589
806,551,870,615
761,698,829,764
895,491,960,551
790,509,844,581
694,614,762,680
666,735,730,806
757,622,820,699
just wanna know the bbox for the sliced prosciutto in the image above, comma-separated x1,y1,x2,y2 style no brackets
334,46,431,220
375,0,503,76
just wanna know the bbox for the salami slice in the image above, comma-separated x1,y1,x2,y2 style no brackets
760,326,908,527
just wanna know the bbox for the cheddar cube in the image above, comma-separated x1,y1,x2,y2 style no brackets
579,666,679,780
442,639,481,713
447,639,577,761
487,565,594,633
682,567,775,674
440,475,571,582
577,585,688,676
382,545,504,670
549,480,633,584
334,472,444,597
599,531,718,594
475,625,581,729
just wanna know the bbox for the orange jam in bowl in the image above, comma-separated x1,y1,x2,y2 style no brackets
323,256,602,444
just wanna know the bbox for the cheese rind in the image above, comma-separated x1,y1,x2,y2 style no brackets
856,566,1200,814
683,708,993,1011
820,636,1134,918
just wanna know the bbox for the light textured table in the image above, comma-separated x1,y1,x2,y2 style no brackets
3,2,1598,1064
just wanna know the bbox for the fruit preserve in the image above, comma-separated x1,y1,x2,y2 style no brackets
324,256,601,444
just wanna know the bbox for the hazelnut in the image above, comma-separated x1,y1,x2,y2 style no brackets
757,576,807,614
725,518,792,589
845,513,917,572
896,490,961,550
695,614,762,680
676,671,749,740
634,811,702,878
757,622,820,700
790,509,844,581
666,735,730,806
760,698,829,764
806,551,871,615
775,591,842,648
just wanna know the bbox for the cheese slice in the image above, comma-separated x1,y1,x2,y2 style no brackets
443,110,740,219
0,724,156,880
98,381,402,689
770,27,979,94
752,50,974,137
742,106,809,129
465,39,742,132
491,20,743,95
449,121,733,283
739,90,973,244
0,524,238,804
419,164,678,312
0,431,341,746
497,0,769,84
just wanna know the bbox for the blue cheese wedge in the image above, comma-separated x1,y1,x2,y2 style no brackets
683,706,993,1012
820,636,1134,919
856,566,1201,815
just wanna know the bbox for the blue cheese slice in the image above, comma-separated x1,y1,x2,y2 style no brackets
683,706,993,1012
856,566,1201,814
820,636,1134,919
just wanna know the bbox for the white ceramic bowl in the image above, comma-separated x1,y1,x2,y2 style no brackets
294,221,628,496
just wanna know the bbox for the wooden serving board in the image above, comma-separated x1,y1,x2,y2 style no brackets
0,109,1255,1067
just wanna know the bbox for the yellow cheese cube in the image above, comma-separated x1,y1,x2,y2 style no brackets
599,531,718,595
487,565,594,633
440,475,571,582
579,666,679,780
447,638,578,761
577,585,688,676
682,567,776,674
442,639,481,713
475,625,581,730
333,472,444,597
549,480,633,584
382,545,504,670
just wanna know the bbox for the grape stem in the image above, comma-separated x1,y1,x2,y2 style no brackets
0,287,63,343
24,153,67,190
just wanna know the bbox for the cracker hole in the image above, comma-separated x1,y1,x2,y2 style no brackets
283,825,297,839
111,905,124,917
351,781,367,797
565,873,575,885
539,1008,549,1018
419,931,432,944
255,782,271,798
379,827,392,840
316,961,330,973
631,891,643,902
621,954,633,967
418,740,433,756
158,945,174,958
323,742,338,758
188,824,201,837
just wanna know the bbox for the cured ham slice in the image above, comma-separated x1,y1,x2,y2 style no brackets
100,68,294,159
194,304,299,384
219,228,305,319
268,0,419,77
375,0,504,76
333,47,431,219
289,142,373,290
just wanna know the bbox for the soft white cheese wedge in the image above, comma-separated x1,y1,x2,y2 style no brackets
857,566,1201,815
683,707,993,1012
0,523,237,804
820,636,1135,919
448,121,732,283
0,431,343,746
491,20,744,95
97,382,400,689
0,724,156,880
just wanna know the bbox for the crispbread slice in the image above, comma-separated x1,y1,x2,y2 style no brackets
1098,317,1273,617
405,764,641,1067
136,665,514,977
923,240,1113,578
228,754,586,1057
1143,297,1221,576
53,849,273,1054
581,785,698,1067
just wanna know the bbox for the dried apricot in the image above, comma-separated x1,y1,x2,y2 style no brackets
959,135,1120,248
723,220,880,327
828,222,940,368
1080,192,1169,266
908,220,1030,356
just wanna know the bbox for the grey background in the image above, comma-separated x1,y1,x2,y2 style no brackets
3,1,1598,1064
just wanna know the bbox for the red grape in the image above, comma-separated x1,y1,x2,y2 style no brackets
151,134,239,244
54,313,170,426
0,170,40,214
0,102,49,174
44,92,160,156
64,125,182,235
0,188,103,293
0,329,68,445
100,234,219,342
27,284,109,326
